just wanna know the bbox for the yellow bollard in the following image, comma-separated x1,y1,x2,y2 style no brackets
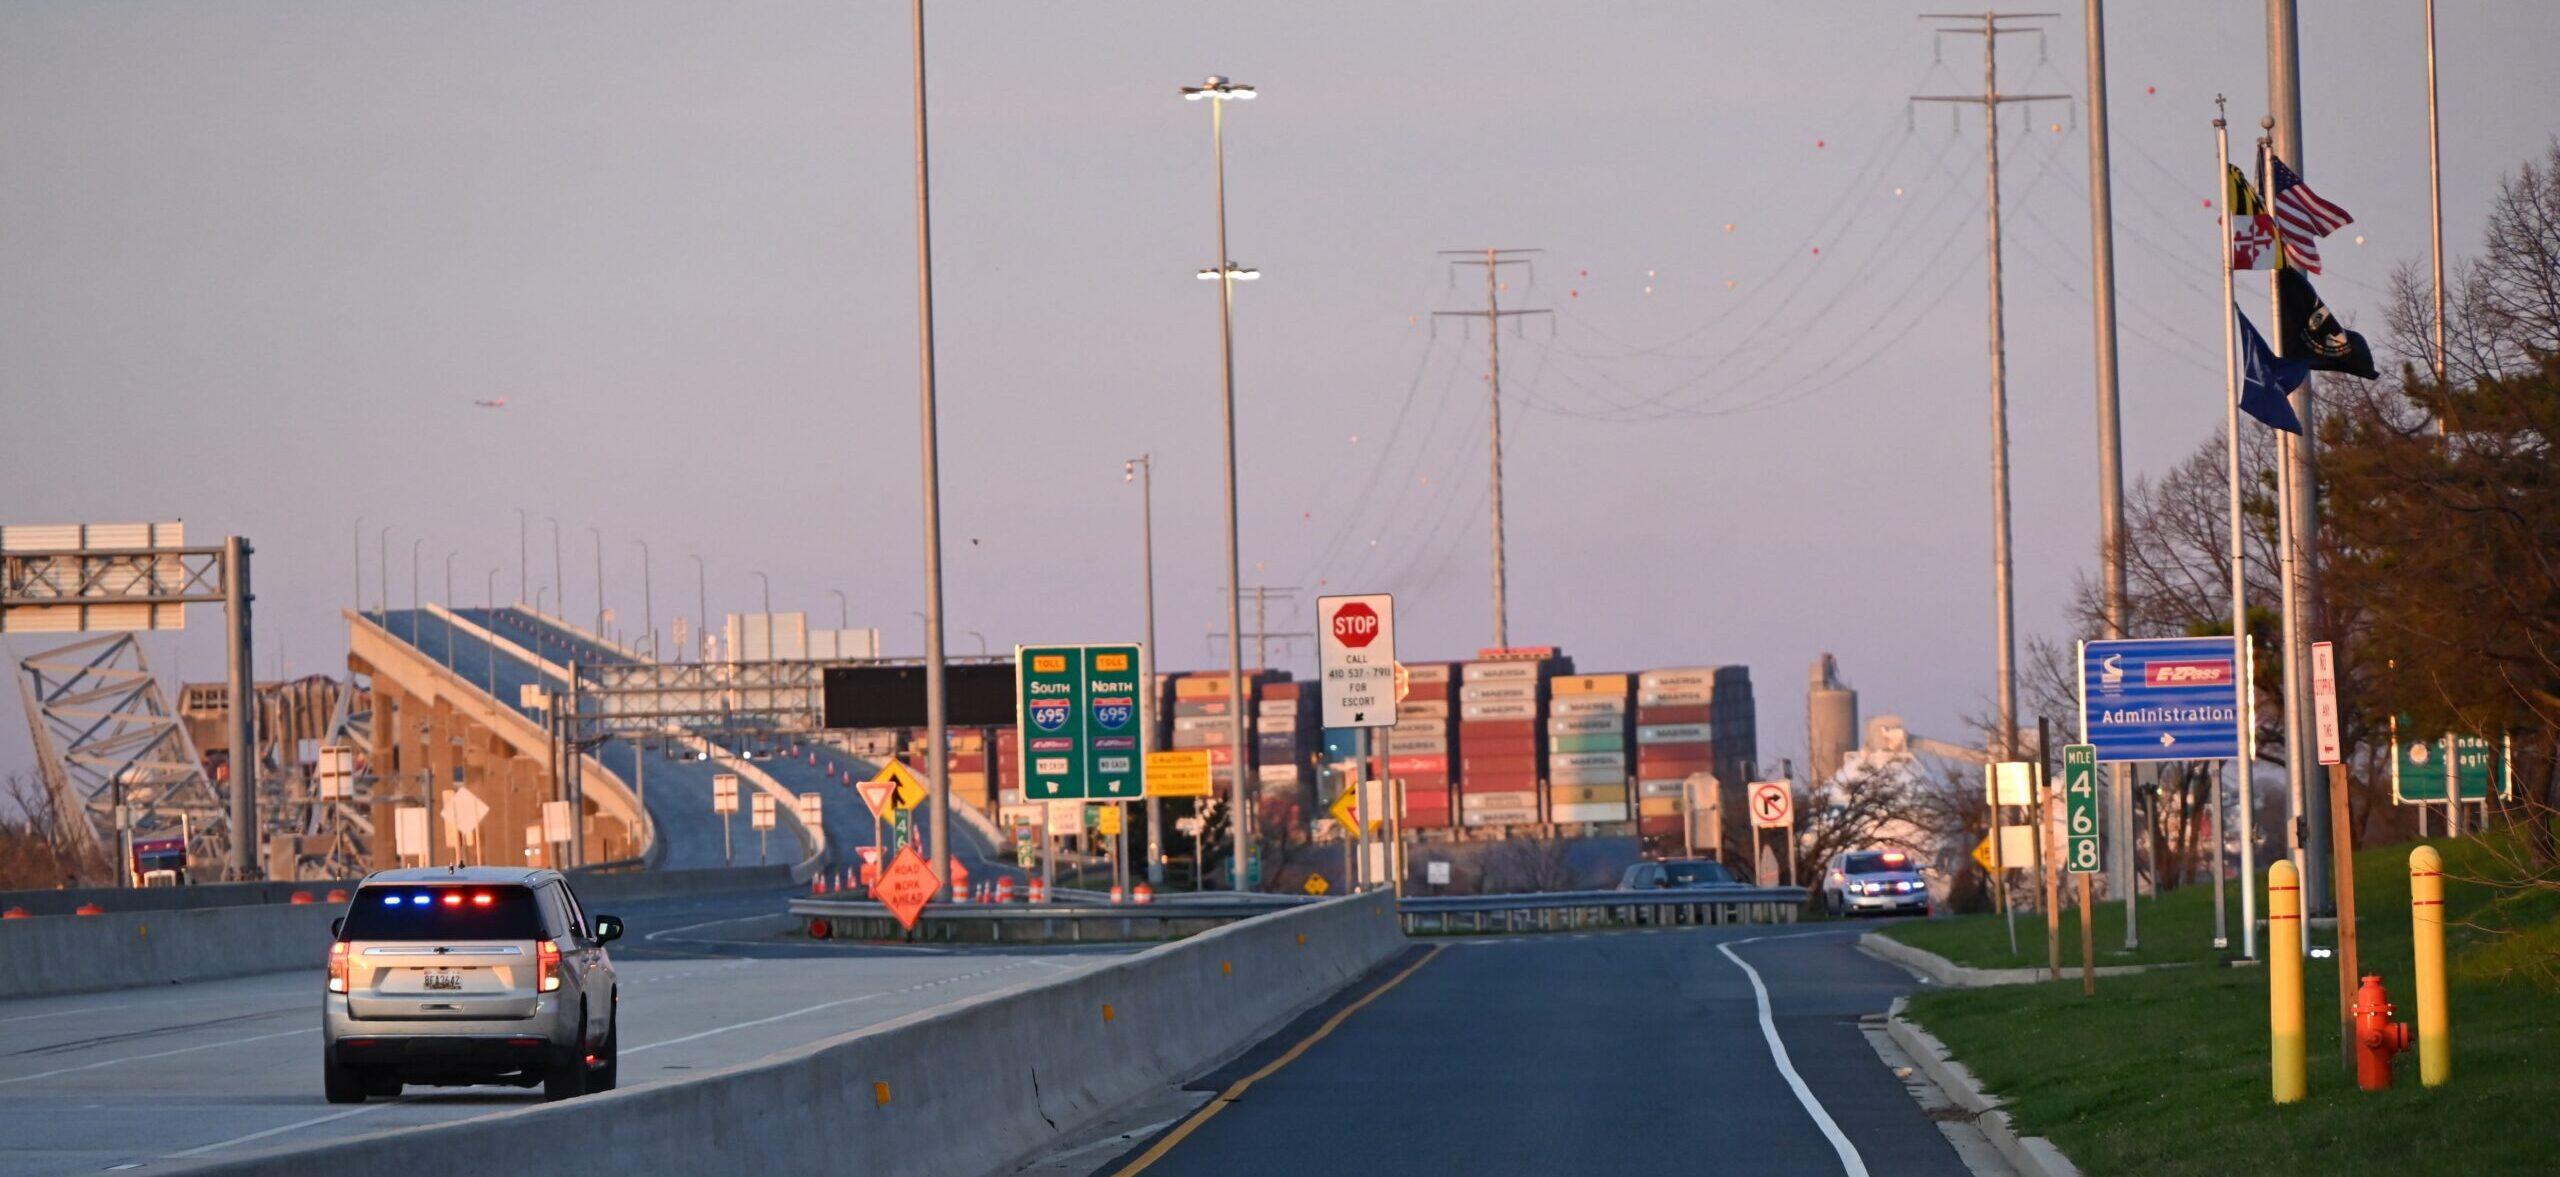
2410,846,2451,1088
2268,860,2308,1104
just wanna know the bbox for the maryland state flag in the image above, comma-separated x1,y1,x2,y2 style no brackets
2228,165,2277,270
2276,268,2379,380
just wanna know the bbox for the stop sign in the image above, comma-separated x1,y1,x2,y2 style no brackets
1330,601,1381,648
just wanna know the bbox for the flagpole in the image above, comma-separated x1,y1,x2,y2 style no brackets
2217,98,2258,962
2259,128,2310,952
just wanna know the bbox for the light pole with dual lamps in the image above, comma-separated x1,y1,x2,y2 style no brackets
1181,73,1258,889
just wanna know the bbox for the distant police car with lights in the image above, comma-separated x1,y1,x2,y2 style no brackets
323,867,622,1103
1821,850,1929,916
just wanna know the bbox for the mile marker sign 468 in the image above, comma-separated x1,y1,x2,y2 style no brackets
1317,594,1397,730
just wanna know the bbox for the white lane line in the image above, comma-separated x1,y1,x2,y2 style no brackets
162,1105,387,1158
1718,936,1870,1177
0,1027,313,1087
644,914,783,941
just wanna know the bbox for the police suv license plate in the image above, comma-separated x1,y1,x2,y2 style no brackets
423,971,464,991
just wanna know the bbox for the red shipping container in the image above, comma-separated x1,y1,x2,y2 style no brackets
1460,718,1539,738
1638,815,1684,837
1636,704,1713,725
1385,754,1450,775
1403,682,1453,702
1638,757,1715,777
1463,775,1541,794
1461,754,1542,777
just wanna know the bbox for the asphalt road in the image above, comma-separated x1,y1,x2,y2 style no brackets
0,886,1129,1174
1085,924,1969,1177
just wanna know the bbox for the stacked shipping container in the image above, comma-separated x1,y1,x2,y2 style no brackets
1635,667,1719,843
1387,663,1455,828
1459,654,1562,827
1546,674,1632,824
1256,681,1315,822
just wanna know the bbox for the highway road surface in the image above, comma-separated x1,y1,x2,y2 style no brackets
0,886,1129,1174
1059,923,1981,1177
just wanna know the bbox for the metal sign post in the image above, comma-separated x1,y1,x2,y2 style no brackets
2080,636,2246,951
713,773,740,867
2310,640,2357,1073
1017,644,1148,804
1748,782,1793,888
2064,744,2100,996
1318,593,1395,895
752,792,777,866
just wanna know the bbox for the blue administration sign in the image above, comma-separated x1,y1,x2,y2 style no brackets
2079,637,2244,763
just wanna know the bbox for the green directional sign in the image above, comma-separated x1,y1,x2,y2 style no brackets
2391,722,2508,803
1016,643,1148,802
2063,744,2101,875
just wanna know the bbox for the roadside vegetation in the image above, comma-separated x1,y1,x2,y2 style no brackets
1890,833,2560,1173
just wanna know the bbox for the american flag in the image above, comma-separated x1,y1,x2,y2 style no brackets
2269,158,2354,274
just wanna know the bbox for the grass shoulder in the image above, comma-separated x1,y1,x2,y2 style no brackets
1898,835,2560,1174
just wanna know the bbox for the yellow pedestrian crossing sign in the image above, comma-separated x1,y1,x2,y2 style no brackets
870,759,928,812
1327,789,1359,832
1304,873,1331,896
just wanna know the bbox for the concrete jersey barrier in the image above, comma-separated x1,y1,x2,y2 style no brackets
173,890,1410,1177
0,867,795,1000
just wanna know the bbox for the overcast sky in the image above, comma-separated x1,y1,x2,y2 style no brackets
6,2,2557,785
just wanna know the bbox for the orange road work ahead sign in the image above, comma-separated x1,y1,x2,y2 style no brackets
874,845,942,931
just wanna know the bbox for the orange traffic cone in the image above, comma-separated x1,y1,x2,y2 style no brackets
1133,883,1153,905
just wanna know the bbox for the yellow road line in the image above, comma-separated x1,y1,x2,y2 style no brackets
1110,945,1445,1176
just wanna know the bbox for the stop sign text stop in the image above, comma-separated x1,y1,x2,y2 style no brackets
1330,602,1380,647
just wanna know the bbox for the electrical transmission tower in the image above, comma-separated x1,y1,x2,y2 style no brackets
1434,249,1550,649
1910,13,2067,768
1207,585,1310,670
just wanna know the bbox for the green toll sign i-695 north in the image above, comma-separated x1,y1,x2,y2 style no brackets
1016,643,1147,801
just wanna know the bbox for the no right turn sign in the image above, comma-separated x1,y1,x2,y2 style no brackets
1748,781,1794,829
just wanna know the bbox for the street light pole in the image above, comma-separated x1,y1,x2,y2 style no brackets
485,568,499,693
910,0,955,899
588,527,606,642
634,539,654,661
444,551,457,611
965,630,988,657
1127,455,1163,884
830,589,849,631
514,507,529,606
690,554,708,662
547,517,564,621
410,538,424,644
1183,73,1258,890
377,526,391,619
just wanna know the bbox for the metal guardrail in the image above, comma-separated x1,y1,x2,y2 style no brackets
787,892,1309,943
1393,886,1810,934
783,885,1806,943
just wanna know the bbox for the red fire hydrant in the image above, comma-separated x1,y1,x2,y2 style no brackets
2355,974,2413,1091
